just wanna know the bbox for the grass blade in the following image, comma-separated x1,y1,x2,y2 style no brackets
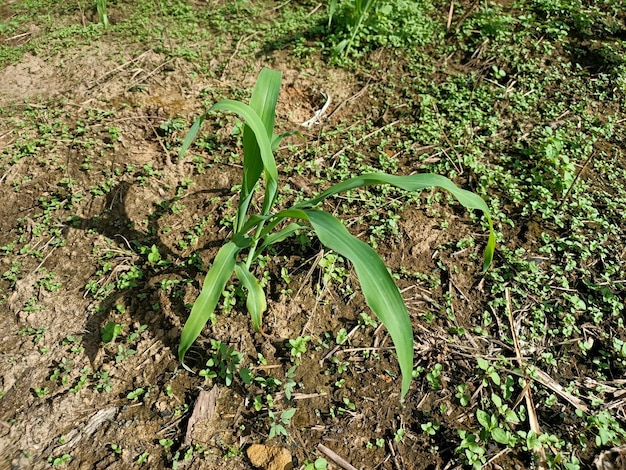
328,0,338,27
210,99,279,215
249,68,281,137
277,208,414,400
179,241,246,363
234,262,267,330
254,222,310,259
239,68,282,231
179,113,206,158
296,172,495,271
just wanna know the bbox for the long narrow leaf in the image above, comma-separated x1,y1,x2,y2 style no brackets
254,222,310,259
295,172,495,271
249,68,281,138
210,99,278,183
179,241,246,362
272,130,301,151
328,0,337,27
239,68,282,231
179,113,206,158
209,99,279,223
277,208,414,400
234,262,267,330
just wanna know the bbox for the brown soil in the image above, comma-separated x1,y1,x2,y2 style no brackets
2,2,622,470
0,42,488,469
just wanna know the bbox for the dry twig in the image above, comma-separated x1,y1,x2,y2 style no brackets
317,444,358,470
506,288,548,470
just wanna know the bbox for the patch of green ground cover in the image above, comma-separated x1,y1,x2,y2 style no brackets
277,0,625,465
0,3,107,66
3,0,623,465
386,0,626,466
259,3,328,59
326,0,441,59
0,0,235,69
173,0,625,461
126,0,230,62
0,104,131,292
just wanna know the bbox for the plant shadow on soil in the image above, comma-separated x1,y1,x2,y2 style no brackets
2,0,625,469
72,179,232,364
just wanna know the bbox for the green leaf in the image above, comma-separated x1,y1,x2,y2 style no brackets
178,240,248,362
271,130,301,151
476,409,491,429
490,371,501,386
276,208,414,400
492,427,510,445
295,172,495,271
147,245,161,264
281,408,297,421
328,0,338,27
239,367,252,384
491,393,502,408
101,321,123,343
239,68,282,231
178,113,206,158
314,458,328,470
255,222,309,257
234,262,267,330
211,98,279,216
505,409,520,424
179,68,281,234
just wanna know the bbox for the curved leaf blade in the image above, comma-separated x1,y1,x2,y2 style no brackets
179,113,206,158
295,172,495,271
249,68,281,138
178,241,243,362
210,99,278,184
234,262,267,331
239,68,282,229
256,222,309,256
279,208,414,400
191,98,279,233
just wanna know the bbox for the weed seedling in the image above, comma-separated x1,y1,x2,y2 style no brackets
178,68,495,400
101,321,124,343
137,452,149,465
48,454,71,466
127,387,146,401
328,0,379,56
303,458,328,470
268,408,296,439
421,422,439,436
288,335,311,365
199,339,250,387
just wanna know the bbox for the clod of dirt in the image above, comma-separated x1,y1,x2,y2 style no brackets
246,444,293,470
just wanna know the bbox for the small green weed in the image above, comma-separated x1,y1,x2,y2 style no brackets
48,454,71,466
101,321,124,343
329,0,378,56
328,0,437,57
303,458,328,470
268,407,296,439
199,339,251,387
288,335,311,365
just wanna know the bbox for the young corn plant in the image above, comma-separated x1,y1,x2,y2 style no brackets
178,68,495,400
